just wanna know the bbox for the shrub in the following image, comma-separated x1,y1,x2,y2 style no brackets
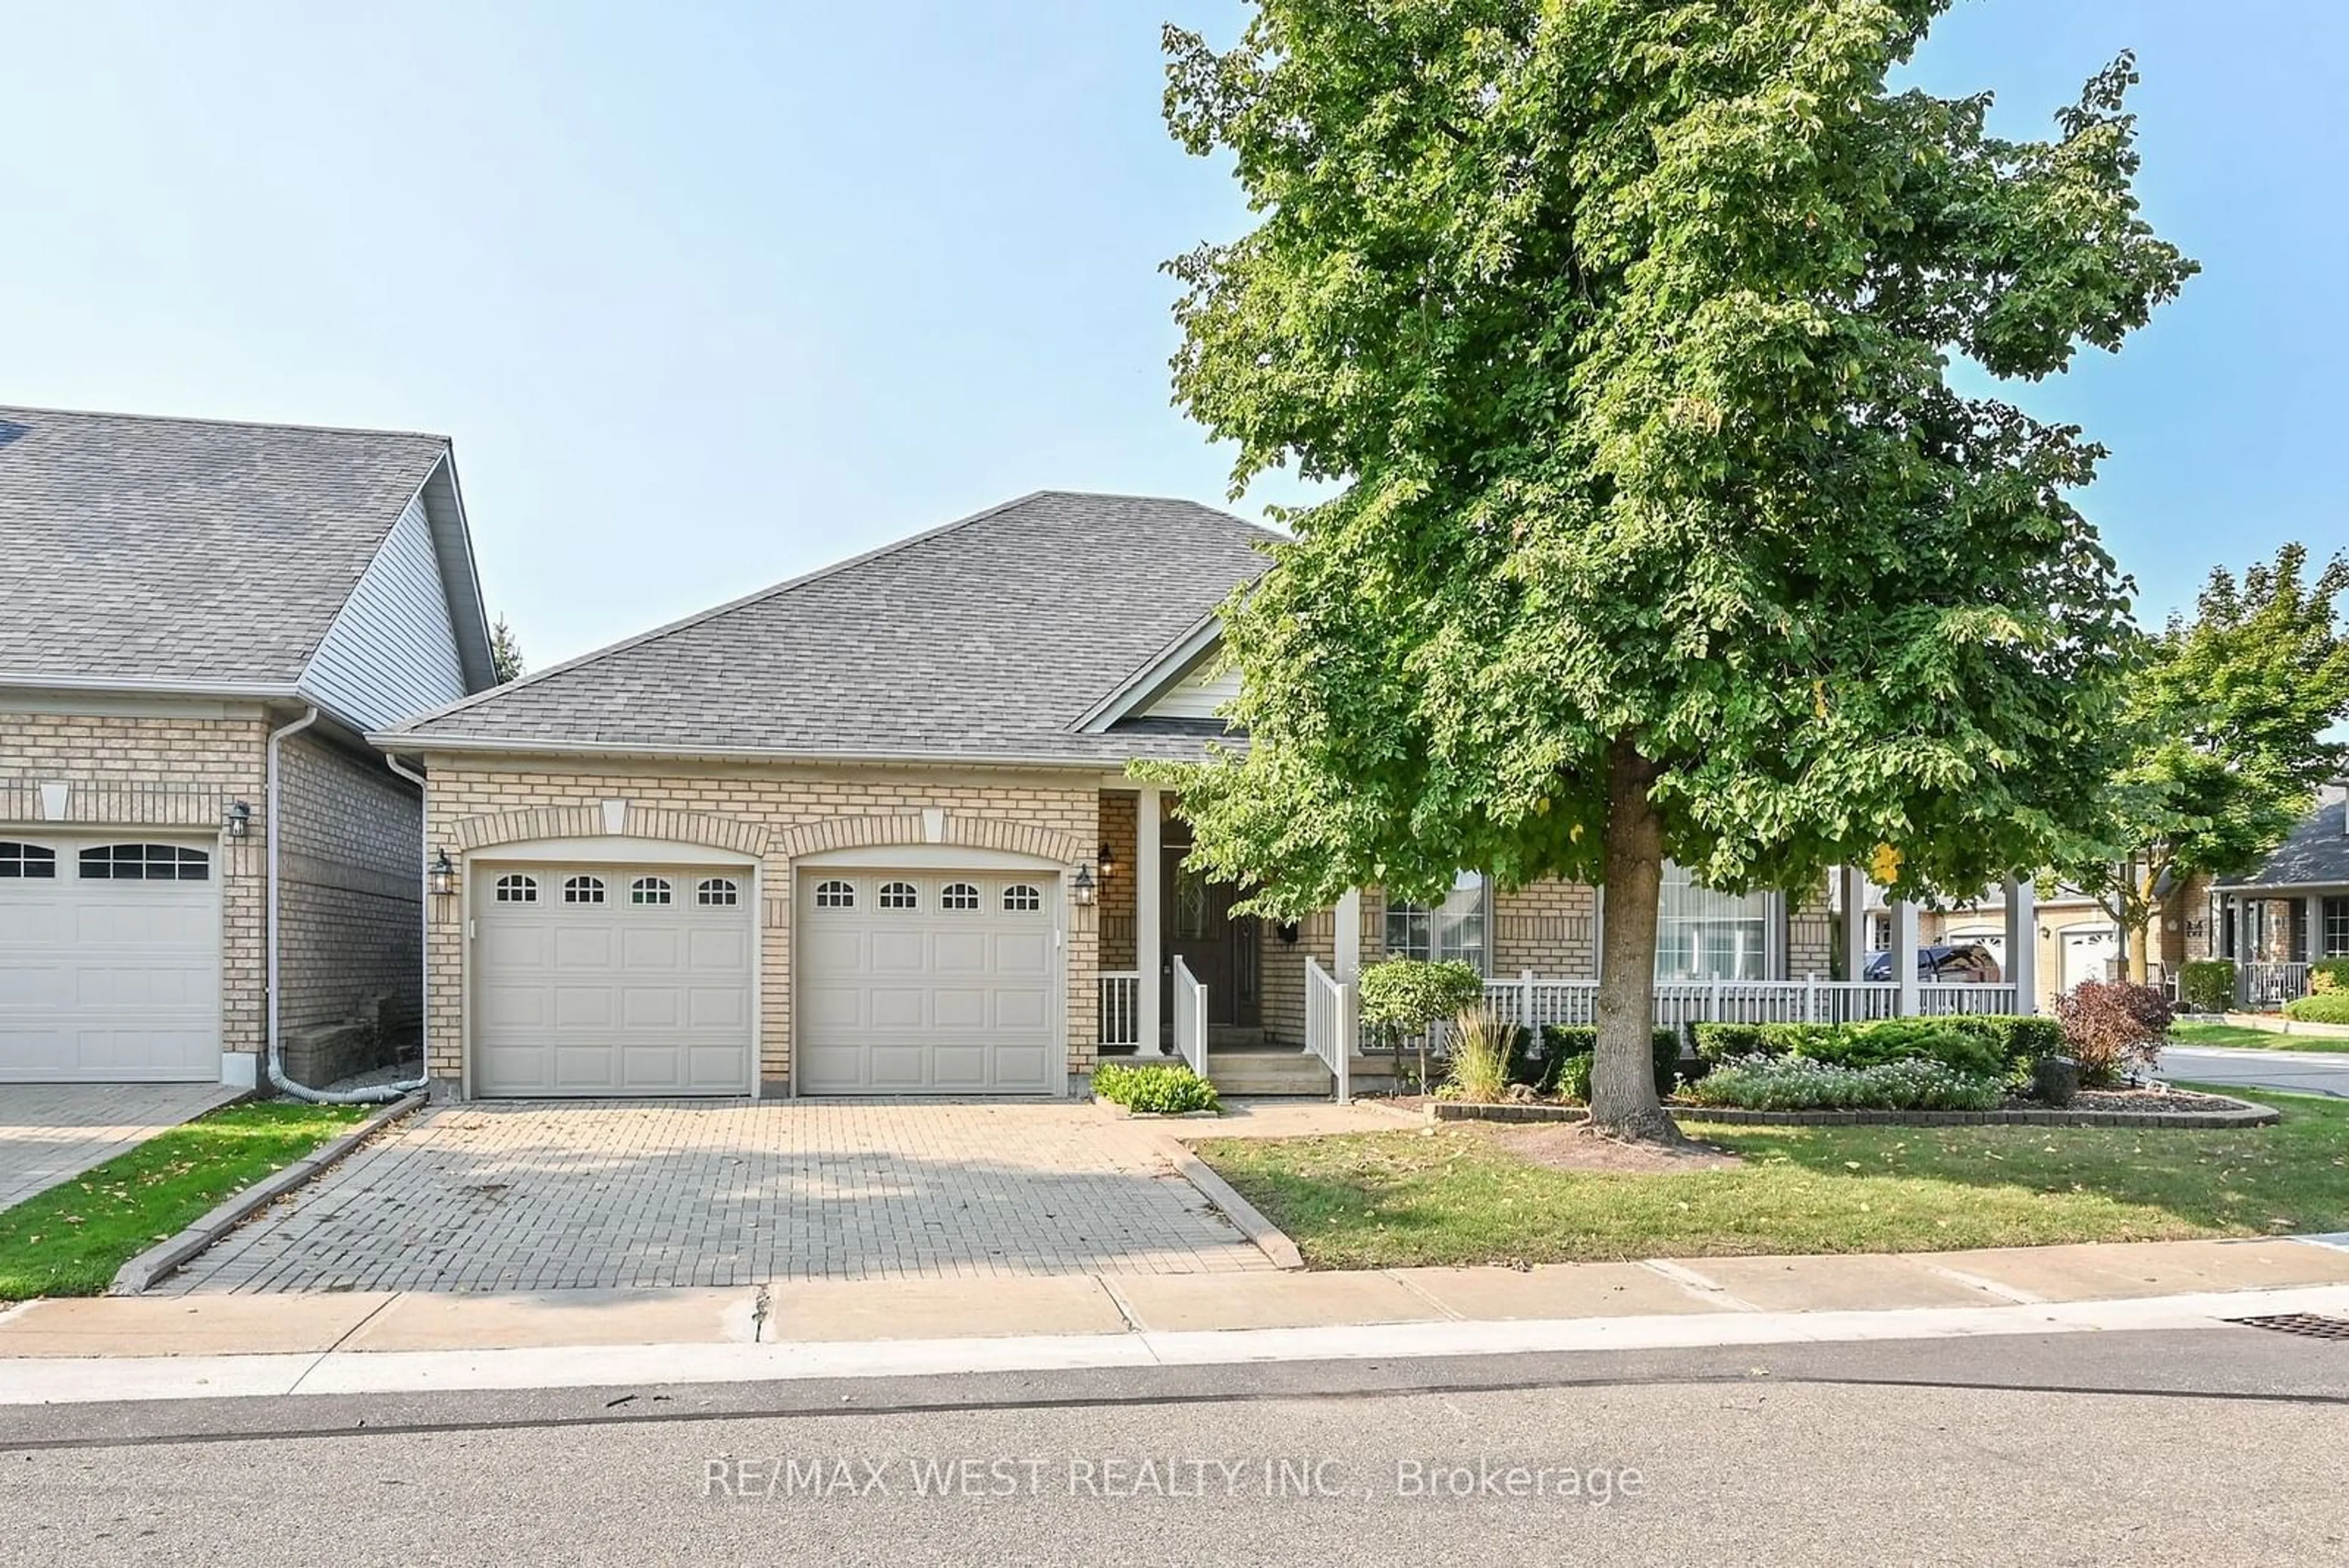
1939,1014,2066,1066
2176,959,2236,1014
2309,959,2349,997
1691,1022,1772,1062
1359,959,1486,1087
1682,1054,2003,1112
2052,980,2172,1087
2284,990,2349,1025
1444,1006,1514,1103
1542,1025,1682,1102
1093,1061,1219,1114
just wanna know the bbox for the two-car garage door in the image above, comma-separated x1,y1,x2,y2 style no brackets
467,860,1063,1099
0,837,221,1083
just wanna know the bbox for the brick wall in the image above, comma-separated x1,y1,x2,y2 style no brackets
1787,878,1834,979
1,709,269,1068
1492,882,1596,976
420,759,1099,1095
276,732,422,1085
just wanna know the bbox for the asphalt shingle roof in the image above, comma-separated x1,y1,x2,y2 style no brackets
2217,799,2349,890
396,491,1277,764
0,405,450,689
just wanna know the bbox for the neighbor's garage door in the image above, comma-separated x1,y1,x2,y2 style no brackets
0,838,221,1083
472,864,754,1097
796,871,1058,1094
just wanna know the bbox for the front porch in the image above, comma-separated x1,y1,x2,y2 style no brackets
2211,886,2349,1008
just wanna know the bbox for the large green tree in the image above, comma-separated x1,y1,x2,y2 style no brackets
1149,0,2193,1139
2061,544,2349,978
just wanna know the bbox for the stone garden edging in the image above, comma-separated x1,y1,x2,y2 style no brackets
1425,1096,2280,1131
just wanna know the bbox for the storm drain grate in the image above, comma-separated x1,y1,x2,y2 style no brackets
2224,1313,2349,1342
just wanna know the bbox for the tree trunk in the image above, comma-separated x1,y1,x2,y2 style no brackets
1591,736,1683,1143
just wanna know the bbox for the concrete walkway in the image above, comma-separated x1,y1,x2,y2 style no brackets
0,1083,243,1213
7,1237,2346,1367
2166,1044,2349,1100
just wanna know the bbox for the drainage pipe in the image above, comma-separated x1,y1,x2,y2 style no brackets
263,707,424,1104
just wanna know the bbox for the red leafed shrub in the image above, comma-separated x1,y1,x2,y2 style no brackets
2053,980,2173,1087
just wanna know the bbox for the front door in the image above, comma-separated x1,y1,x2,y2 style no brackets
1162,849,1260,1031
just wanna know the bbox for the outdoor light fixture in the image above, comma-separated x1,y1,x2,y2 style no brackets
224,800,251,839
1071,864,1096,906
1098,841,1116,871
428,849,456,897
1276,920,1301,946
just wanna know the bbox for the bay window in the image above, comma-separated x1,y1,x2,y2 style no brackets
1654,861,1772,981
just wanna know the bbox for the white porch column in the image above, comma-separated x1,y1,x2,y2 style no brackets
1136,784,1165,1056
1893,898,1920,1016
2305,894,2325,964
1837,865,1867,982
2003,876,2038,1014
1334,887,1363,980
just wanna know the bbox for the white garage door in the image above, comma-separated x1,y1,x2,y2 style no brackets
2061,926,2118,992
472,864,755,1098
797,870,1059,1095
0,838,220,1083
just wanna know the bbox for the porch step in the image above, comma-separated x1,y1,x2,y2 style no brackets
1203,1048,1400,1098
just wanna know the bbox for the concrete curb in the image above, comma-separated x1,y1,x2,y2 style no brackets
1151,1133,1305,1271
108,1091,429,1297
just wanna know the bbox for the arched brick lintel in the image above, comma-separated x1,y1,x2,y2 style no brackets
773,812,1085,867
450,803,770,856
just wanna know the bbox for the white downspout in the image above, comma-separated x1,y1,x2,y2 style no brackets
264,707,423,1104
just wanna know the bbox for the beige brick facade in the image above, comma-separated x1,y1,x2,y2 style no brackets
1,708,269,1068
275,732,424,1083
418,756,1101,1096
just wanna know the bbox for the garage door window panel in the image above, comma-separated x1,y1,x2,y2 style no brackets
563,875,606,905
631,876,673,906
494,874,538,904
0,842,56,879
79,844,209,882
880,881,918,910
814,879,855,909
698,877,740,907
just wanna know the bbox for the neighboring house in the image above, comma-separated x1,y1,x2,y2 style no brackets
0,407,496,1089
1870,883,2116,1013
2206,783,2349,1006
377,490,1839,1103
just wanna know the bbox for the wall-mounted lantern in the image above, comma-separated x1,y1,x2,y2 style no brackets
428,848,456,897
224,800,251,839
1276,920,1301,946
1098,841,1116,872
1071,864,1096,907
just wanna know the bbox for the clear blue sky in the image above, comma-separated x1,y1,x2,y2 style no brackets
1,2,2337,666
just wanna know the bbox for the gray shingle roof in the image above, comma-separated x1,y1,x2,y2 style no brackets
0,405,451,689
2217,799,2349,890
394,491,1278,764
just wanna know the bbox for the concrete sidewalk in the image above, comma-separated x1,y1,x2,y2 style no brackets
6,1236,2347,1361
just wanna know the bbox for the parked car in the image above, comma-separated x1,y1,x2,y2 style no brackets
1863,944,2003,984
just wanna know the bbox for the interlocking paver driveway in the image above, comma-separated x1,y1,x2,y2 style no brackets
0,1083,244,1213
164,1100,1273,1294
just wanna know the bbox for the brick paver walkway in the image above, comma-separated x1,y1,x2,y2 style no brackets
164,1101,1274,1294
0,1083,245,1213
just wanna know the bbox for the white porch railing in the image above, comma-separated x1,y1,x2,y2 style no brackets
1171,955,1208,1076
1099,971,1141,1050
2238,961,2311,1009
1304,957,1354,1104
1473,972,2024,1037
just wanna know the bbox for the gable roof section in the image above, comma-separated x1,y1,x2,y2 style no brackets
390,491,1277,765
2216,798,2349,890
0,405,494,707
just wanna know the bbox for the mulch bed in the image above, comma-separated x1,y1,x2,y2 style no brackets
1417,1085,2280,1129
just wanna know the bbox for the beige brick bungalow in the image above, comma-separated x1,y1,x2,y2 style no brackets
376,491,1873,1104
1,407,497,1091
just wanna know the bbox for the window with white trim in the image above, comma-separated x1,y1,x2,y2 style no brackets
494,874,538,904
698,877,740,907
941,882,979,911
630,876,672,906
878,881,918,910
1384,871,1488,974
1003,883,1042,913
814,879,855,909
78,844,209,882
0,842,56,879
1654,860,1769,981
562,875,606,905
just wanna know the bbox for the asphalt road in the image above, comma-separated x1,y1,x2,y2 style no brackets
2167,1044,2349,1099
3,1328,2345,1566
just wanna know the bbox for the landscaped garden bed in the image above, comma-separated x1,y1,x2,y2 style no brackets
1192,1083,2349,1269
1422,1083,2276,1129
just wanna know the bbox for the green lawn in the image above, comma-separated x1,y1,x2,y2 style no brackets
0,1101,371,1301
1194,1085,2349,1269
2172,1020,2349,1053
